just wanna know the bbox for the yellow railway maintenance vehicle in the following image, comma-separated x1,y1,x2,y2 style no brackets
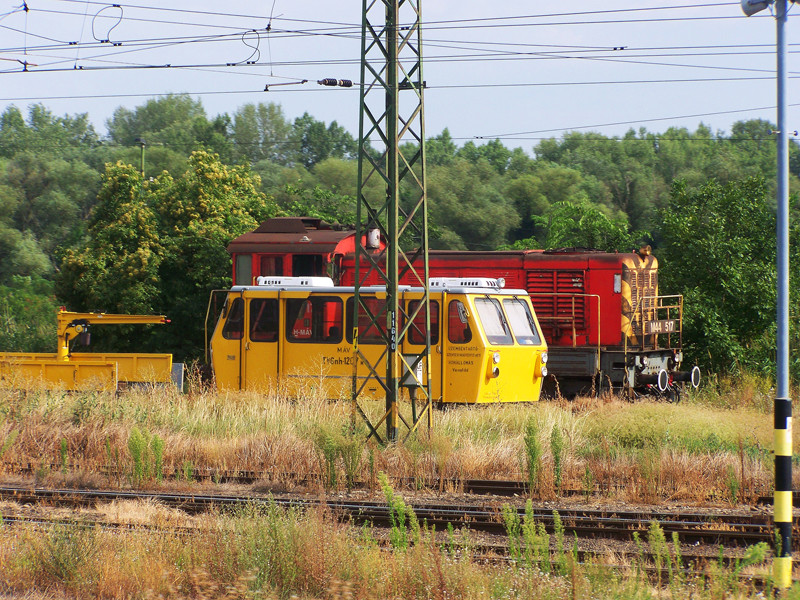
208,276,549,404
0,309,182,391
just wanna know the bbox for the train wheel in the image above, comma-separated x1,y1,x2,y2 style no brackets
665,385,681,404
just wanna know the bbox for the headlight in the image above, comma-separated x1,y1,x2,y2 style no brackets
492,352,501,364
641,356,649,367
541,366,548,378
541,352,548,364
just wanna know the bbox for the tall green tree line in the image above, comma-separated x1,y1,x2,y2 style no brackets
0,94,797,381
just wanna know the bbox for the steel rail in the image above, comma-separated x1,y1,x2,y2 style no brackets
0,485,792,550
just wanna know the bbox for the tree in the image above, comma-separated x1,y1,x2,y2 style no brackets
0,275,58,352
289,113,357,169
231,102,292,164
57,162,163,315
58,151,277,359
106,94,232,163
658,177,799,376
151,151,277,357
456,139,512,174
507,201,647,252
425,128,458,166
1,152,101,256
427,158,520,250
0,104,99,159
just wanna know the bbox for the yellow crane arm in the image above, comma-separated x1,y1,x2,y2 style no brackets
57,309,168,360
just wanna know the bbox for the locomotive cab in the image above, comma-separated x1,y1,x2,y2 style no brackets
208,277,548,404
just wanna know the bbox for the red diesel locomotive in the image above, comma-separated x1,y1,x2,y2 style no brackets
228,217,700,399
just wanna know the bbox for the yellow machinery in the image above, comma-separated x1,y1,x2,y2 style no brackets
0,309,180,391
209,277,548,404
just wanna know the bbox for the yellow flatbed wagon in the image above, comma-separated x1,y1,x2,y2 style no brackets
0,309,182,391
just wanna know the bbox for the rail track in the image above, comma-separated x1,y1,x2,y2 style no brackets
1,484,788,589
0,485,792,551
3,462,792,506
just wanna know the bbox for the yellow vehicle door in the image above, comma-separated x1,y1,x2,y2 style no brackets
281,294,348,398
442,296,484,403
213,293,246,390
400,297,441,401
243,296,280,392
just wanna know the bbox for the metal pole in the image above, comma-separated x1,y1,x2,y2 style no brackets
774,0,793,588
385,0,400,443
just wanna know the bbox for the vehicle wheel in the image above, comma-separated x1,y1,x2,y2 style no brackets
665,385,681,404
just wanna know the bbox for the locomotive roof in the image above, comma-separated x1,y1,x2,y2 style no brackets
226,217,354,254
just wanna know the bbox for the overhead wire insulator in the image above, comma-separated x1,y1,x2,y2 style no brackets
317,78,353,87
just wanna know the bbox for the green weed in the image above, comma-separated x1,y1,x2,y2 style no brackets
523,418,542,495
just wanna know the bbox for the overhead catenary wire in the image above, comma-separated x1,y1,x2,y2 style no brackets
0,2,798,148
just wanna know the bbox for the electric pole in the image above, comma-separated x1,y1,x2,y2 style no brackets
351,0,431,443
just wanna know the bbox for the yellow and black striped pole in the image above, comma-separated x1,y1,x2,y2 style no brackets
774,394,793,587
742,0,795,587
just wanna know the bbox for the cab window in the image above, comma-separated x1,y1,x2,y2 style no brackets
407,300,439,345
346,297,387,344
503,298,542,345
222,297,244,340
249,298,278,342
447,300,472,344
286,297,343,343
474,298,514,345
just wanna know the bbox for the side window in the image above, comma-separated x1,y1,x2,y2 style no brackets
346,297,387,344
503,298,542,345
474,298,514,345
235,255,252,285
407,300,439,345
286,297,343,343
259,255,284,277
249,298,278,342
222,297,244,340
447,300,472,344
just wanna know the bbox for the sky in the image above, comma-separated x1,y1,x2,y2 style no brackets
0,0,797,153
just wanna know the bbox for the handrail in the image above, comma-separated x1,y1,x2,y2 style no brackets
635,294,684,351
527,293,601,351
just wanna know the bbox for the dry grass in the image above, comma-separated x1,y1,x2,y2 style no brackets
0,375,794,503
0,499,787,600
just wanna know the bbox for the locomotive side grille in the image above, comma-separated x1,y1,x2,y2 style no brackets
527,270,586,329
630,269,658,339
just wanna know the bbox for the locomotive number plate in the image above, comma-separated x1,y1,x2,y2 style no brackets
646,319,676,334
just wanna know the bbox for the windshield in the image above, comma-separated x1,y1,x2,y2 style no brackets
503,298,541,345
474,298,514,345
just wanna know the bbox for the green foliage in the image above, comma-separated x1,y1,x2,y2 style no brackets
0,276,58,352
106,94,231,163
379,472,420,550
282,180,356,226
0,104,99,159
33,524,97,586
231,102,292,165
428,157,520,250
58,161,163,315
501,503,522,562
127,427,164,485
57,150,276,358
338,428,365,493
312,425,339,490
511,201,648,252
647,521,668,588
522,419,542,494
0,429,19,459
289,112,357,169
660,177,800,377
550,424,565,492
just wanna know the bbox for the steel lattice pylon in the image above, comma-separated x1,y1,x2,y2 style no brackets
351,0,430,444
